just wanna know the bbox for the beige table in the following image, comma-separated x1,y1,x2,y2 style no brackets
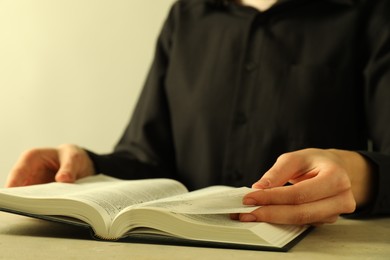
0,212,389,260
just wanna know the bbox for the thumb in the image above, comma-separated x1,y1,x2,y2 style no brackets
54,144,80,183
55,167,76,183
252,152,309,189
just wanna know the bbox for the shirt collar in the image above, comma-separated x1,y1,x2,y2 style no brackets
324,0,355,5
281,0,355,5
207,0,356,9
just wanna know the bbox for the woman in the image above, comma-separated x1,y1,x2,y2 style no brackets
6,0,390,225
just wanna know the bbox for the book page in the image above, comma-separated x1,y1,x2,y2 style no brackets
66,176,188,221
0,174,188,222
133,186,260,214
113,206,308,247
175,213,308,247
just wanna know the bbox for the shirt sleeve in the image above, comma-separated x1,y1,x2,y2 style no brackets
86,3,179,181
354,1,390,217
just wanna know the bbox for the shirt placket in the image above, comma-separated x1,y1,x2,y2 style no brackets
222,13,266,187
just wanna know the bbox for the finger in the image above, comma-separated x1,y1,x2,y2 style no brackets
239,190,356,225
55,144,93,183
230,213,239,220
5,149,58,187
244,170,351,206
252,151,315,189
5,161,30,187
5,166,28,187
55,145,81,183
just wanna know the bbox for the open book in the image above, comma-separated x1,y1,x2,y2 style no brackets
0,174,310,251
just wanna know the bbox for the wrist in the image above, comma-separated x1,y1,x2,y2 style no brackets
328,149,375,208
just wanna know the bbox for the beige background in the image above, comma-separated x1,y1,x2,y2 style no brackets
0,0,176,185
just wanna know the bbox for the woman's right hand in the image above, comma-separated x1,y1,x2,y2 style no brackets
5,144,95,187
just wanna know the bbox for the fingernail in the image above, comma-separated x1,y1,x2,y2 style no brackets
57,172,73,183
243,198,257,205
240,214,257,222
252,179,271,189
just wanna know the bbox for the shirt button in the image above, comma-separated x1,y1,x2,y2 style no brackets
245,61,258,72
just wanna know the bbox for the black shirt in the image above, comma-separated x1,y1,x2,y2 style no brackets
87,0,390,216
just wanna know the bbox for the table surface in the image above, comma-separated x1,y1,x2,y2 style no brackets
0,212,389,259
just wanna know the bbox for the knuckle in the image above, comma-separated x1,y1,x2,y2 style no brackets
59,144,83,161
295,210,314,224
317,216,339,225
326,216,339,224
251,208,268,222
292,192,308,205
342,196,356,214
256,190,270,204
58,143,74,149
68,150,82,161
324,167,352,192
278,150,305,164
338,174,352,191
20,148,41,161
58,143,79,153
277,152,295,164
